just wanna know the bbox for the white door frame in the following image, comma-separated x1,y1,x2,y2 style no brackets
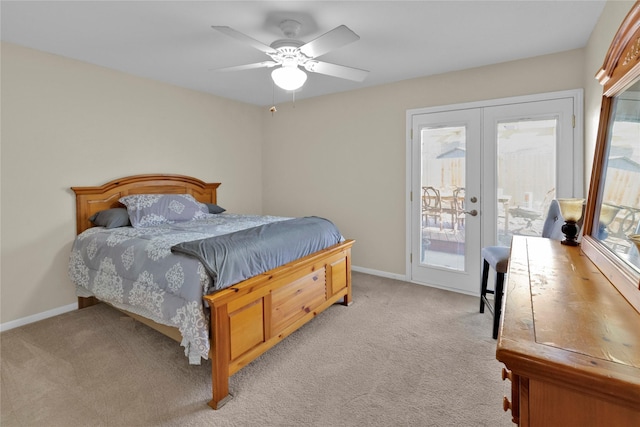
406,89,583,293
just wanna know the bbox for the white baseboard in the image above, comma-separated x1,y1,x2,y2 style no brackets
1,266,405,332
0,303,77,333
352,265,407,282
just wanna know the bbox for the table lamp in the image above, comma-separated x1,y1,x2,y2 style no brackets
597,203,620,240
557,198,585,246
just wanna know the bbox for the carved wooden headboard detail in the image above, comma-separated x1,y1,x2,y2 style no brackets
71,174,221,234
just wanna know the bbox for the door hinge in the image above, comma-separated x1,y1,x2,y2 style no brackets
572,115,575,128
410,191,413,202
410,253,412,263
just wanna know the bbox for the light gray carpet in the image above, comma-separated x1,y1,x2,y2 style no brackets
1,272,512,427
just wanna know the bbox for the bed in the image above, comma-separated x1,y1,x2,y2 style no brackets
69,174,354,409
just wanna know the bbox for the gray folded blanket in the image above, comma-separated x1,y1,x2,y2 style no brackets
171,216,343,292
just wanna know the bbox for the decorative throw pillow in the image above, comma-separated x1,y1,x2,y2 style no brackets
89,208,131,228
205,203,226,214
119,194,209,228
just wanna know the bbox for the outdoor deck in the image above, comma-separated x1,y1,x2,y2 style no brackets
421,213,547,255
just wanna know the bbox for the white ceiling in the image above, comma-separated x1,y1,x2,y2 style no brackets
1,1,607,107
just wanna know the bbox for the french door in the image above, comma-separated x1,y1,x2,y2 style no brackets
407,91,581,295
409,108,482,294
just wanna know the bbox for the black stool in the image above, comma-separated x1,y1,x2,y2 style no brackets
479,246,510,339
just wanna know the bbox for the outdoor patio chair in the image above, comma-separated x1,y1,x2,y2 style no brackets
452,187,466,230
422,186,443,229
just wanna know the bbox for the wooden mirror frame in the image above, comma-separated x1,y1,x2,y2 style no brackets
583,1,640,312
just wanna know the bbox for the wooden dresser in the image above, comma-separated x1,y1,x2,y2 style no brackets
496,236,640,426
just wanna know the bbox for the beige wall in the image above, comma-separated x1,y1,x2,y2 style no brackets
583,1,636,185
261,49,586,276
1,42,263,324
1,0,634,325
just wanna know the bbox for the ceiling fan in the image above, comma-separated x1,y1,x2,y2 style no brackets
211,20,369,91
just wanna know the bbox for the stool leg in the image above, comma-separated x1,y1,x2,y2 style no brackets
492,272,505,339
480,259,490,313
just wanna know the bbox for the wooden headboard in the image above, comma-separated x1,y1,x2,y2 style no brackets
71,174,221,234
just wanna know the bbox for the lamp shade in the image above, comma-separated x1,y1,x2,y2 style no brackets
271,65,307,91
557,198,585,222
599,203,620,226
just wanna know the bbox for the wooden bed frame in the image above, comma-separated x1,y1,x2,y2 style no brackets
71,174,354,409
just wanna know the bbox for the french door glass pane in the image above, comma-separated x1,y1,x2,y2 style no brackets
496,119,557,245
420,126,466,271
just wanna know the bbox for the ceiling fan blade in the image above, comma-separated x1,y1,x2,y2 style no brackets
212,26,276,54
304,60,369,82
211,61,278,72
299,25,360,58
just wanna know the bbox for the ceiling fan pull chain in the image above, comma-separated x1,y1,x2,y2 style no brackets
270,80,277,115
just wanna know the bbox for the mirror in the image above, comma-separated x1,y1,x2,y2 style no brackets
583,2,640,311
593,80,640,272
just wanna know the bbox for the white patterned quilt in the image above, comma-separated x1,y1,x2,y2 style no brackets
68,213,290,364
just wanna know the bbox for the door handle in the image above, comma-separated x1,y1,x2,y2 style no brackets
465,209,478,216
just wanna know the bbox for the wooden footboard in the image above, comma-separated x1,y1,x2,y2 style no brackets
203,239,354,409
79,240,354,409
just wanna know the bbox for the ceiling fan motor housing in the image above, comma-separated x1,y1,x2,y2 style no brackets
268,40,310,68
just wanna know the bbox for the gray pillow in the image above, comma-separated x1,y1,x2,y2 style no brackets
119,193,209,228
89,208,131,228
205,203,226,214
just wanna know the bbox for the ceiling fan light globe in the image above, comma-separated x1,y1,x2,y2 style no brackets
271,66,307,91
